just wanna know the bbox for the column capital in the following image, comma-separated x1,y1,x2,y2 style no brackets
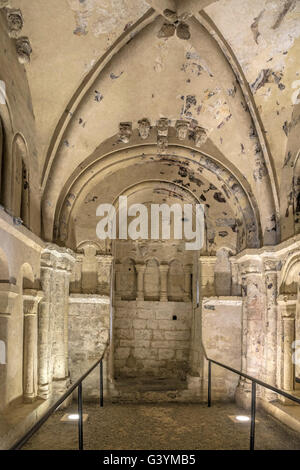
136,263,146,274
263,258,281,273
159,263,169,273
23,289,43,316
183,264,193,274
41,244,75,272
277,295,296,319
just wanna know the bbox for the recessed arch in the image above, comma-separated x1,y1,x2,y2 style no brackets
51,143,260,252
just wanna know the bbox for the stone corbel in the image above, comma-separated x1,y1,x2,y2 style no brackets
15,36,32,64
119,122,132,143
6,8,23,38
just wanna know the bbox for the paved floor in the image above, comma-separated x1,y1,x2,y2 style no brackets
23,402,300,450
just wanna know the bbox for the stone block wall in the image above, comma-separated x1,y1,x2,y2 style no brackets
114,301,192,379
68,294,110,400
202,297,242,400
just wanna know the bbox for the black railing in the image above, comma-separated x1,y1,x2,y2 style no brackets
207,357,300,451
11,347,107,450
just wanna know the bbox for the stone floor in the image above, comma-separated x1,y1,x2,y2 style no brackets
23,402,300,450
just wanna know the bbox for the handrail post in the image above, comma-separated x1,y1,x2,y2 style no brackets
208,360,211,407
78,382,83,450
250,381,256,451
100,359,104,407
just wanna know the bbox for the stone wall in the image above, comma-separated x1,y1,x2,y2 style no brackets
202,297,242,400
114,301,192,379
68,294,110,400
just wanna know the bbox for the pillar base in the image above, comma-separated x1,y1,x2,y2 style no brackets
235,381,252,410
23,394,36,404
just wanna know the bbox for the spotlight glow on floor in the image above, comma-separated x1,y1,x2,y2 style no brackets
68,414,79,420
60,413,88,423
236,415,250,422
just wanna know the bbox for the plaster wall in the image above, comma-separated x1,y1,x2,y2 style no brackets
202,297,242,400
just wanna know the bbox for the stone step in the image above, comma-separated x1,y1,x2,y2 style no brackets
261,399,300,434
111,377,205,403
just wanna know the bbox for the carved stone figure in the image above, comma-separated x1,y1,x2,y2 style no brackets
194,126,208,147
157,118,169,137
119,122,132,143
157,135,168,154
176,120,189,140
138,118,151,139
16,37,32,64
0,1,9,8
176,22,191,40
7,9,23,38
157,22,176,38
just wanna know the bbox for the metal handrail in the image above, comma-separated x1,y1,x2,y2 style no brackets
11,346,108,450
206,356,300,451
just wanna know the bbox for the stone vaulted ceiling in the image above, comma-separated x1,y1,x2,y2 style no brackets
5,0,300,249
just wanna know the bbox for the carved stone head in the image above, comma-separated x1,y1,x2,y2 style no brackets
138,118,151,140
119,122,132,143
16,37,32,64
176,120,189,141
7,9,23,38
157,118,169,137
194,126,208,147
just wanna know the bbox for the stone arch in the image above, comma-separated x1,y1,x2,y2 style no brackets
20,262,35,290
168,259,184,302
144,258,160,301
41,13,277,248
52,144,261,252
280,250,300,295
11,133,30,225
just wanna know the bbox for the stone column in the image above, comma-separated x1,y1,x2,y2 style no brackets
136,264,146,301
236,258,265,407
70,255,82,294
159,264,169,302
0,284,18,410
263,259,279,399
23,289,43,403
114,263,122,301
279,301,296,392
198,257,216,297
183,265,192,301
38,245,75,399
97,255,113,296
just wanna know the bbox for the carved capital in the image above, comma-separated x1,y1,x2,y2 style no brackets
41,244,75,272
23,289,43,316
